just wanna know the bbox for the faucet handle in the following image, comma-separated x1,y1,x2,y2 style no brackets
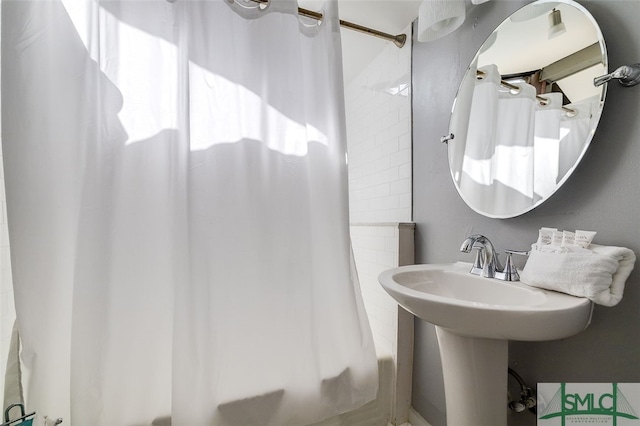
470,246,484,275
500,250,530,282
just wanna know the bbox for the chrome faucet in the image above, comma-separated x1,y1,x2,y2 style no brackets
460,234,502,278
460,234,529,281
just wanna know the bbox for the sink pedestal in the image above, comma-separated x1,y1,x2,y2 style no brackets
436,327,508,426
379,263,593,426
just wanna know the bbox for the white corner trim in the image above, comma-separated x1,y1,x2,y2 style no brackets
408,407,432,426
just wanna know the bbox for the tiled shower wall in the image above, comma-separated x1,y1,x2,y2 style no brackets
345,26,412,225
344,26,414,424
350,224,414,356
344,24,413,355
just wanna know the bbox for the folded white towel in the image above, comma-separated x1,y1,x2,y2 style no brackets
520,244,636,306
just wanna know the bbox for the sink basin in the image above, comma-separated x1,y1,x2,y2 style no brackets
378,262,593,426
379,262,592,341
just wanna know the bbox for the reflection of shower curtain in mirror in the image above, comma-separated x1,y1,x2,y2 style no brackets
491,79,536,216
460,65,500,213
462,65,537,215
449,63,478,186
558,98,595,181
1,1,378,425
462,64,591,216
534,93,563,200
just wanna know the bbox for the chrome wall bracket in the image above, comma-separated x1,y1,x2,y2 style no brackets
594,63,640,87
441,133,454,144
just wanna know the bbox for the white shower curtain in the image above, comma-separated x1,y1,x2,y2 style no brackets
533,92,563,200
1,1,378,425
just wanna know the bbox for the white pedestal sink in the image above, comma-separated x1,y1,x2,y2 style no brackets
378,262,593,426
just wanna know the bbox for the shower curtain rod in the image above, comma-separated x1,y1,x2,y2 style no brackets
249,0,407,48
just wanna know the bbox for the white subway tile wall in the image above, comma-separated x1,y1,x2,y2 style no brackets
345,25,413,357
345,28,412,224
351,225,405,357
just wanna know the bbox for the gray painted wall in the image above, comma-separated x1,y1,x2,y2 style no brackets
411,1,640,425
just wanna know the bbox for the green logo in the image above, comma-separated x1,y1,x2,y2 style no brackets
539,383,639,425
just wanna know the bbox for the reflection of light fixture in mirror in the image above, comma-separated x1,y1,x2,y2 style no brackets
417,0,466,42
548,8,566,38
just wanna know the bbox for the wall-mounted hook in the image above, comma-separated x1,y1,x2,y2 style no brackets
594,64,640,87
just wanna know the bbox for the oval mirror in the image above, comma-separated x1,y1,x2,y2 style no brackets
447,0,607,218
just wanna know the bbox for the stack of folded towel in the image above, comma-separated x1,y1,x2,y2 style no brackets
520,243,636,307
